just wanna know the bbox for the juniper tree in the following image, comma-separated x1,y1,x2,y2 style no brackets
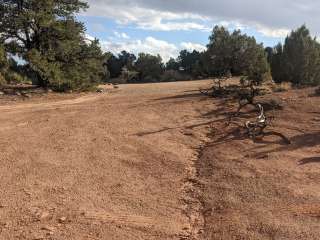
0,0,107,91
178,50,202,77
239,39,271,104
166,58,180,71
135,53,164,82
281,25,320,85
206,26,233,83
206,26,270,93
269,43,287,83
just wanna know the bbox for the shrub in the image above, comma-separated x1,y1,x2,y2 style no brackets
0,72,6,86
161,70,190,82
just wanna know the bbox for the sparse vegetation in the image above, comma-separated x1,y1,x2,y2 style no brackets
1,2,319,93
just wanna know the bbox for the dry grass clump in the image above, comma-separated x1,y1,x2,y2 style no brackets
271,82,292,92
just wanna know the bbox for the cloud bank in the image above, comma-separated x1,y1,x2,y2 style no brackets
84,0,320,61
85,0,320,37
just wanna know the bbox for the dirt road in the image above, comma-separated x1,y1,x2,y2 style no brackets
2,80,320,240
0,81,214,240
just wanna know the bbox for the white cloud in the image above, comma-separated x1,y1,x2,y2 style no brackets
84,2,210,32
254,25,290,38
114,31,130,39
100,36,179,62
216,21,290,38
88,33,210,62
180,42,206,52
85,0,320,38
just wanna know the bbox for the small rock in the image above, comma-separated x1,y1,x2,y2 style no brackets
22,188,32,196
0,222,9,227
58,217,67,223
96,89,104,93
23,93,32,98
0,91,4,95
39,211,50,220
41,226,55,232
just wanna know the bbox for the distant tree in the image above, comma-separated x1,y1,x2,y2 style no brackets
191,55,207,79
0,0,107,91
240,40,271,93
207,25,270,81
204,25,270,98
269,43,287,83
166,58,180,71
206,26,233,77
135,53,164,82
106,51,137,79
106,53,123,78
265,47,273,64
178,50,202,76
118,51,136,70
280,25,320,85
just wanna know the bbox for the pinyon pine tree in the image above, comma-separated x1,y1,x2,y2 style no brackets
0,0,108,91
281,25,320,85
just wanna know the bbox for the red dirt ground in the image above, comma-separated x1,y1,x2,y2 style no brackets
0,81,214,240
198,86,320,240
1,80,320,239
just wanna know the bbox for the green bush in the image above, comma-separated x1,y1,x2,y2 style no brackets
0,72,6,86
5,71,31,84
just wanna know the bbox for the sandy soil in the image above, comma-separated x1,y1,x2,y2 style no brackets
1,80,320,240
198,87,320,240
0,80,215,240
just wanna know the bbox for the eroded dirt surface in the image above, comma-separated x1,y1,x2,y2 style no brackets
198,87,320,240
2,80,320,240
0,81,214,240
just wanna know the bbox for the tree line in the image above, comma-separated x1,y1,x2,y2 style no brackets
0,1,319,92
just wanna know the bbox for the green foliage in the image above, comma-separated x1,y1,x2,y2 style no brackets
166,58,180,71
269,43,287,83
241,40,271,86
0,42,32,85
206,26,233,77
283,25,320,85
0,0,107,91
135,53,164,82
269,25,320,86
207,25,270,88
106,53,124,78
118,51,136,70
0,43,8,85
106,51,136,79
178,50,204,76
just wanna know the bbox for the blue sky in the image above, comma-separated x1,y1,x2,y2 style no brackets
79,0,320,62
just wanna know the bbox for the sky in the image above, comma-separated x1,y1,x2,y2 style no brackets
79,0,320,62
